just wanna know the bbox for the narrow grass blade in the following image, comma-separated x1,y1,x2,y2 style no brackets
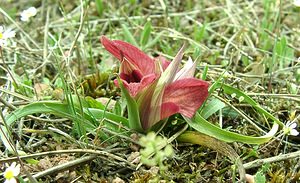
121,24,138,46
140,21,152,47
200,98,225,119
144,31,164,50
0,101,129,153
95,0,104,17
201,63,208,80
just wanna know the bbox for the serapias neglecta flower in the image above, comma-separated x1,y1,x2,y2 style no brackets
101,36,209,130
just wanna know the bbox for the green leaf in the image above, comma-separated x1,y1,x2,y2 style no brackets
254,164,270,183
121,24,138,46
95,0,104,17
200,98,225,119
1,101,128,153
117,78,143,132
185,112,279,144
193,23,207,42
25,159,39,164
144,31,164,50
254,172,266,183
201,63,208,80
209,83,283,127
85,96,105,109
140,21,152,47
190,82,283,144
129,0,137,4
113,100,122,116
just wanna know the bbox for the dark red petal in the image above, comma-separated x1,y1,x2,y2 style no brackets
119,57,143,82
114,74,157,97
101,36,155,75
161,78,209,119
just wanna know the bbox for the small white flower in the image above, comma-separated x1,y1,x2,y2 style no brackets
284,122,300,136
223,71,232,78
0,26,16,47
294,0,300,7
20,7,37,22
238,96,244,103
3,162,21,183
231,93,236,98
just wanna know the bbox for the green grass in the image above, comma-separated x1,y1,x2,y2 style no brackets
0,0,299,182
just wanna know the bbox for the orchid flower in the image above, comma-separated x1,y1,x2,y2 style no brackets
101,36,209,131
